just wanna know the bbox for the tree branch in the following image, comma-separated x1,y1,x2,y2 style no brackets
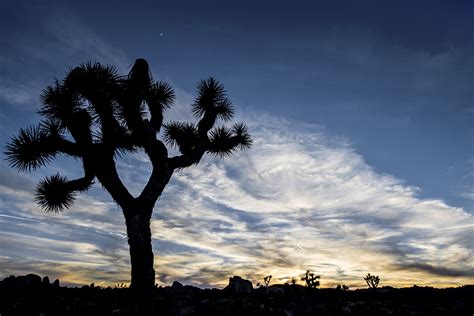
94,153,134,209
137,164,173,210
168,146,207,170
145,81,175,133
167,123,251,168
5,125,83,171
137,136,171,209
55,138,82,157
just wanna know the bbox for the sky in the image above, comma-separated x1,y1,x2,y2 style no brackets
0,0,473,289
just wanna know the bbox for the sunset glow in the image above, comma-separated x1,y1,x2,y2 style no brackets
1,1,472,289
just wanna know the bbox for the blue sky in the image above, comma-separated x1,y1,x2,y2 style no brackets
0,1,473,287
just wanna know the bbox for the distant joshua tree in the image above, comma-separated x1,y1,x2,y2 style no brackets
263,275,272,287
256,275,272,288
301,270,320,288
5,59,251,312
364,273,380,289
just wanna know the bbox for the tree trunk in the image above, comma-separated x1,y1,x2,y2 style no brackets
125,210,155,314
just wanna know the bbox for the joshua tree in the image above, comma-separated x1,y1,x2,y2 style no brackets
256,274,272,288
263,274,272,287
257,275,272,287
5,59,251,303
364,273,380,289
301,270,320,288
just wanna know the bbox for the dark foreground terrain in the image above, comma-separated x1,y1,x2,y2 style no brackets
0,274,472,315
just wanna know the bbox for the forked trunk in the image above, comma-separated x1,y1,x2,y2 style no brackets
125,210,155,314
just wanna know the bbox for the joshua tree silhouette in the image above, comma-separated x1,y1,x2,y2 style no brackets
5,58,252,311
364,273,380,289
301,270,320,288
257,275,272,287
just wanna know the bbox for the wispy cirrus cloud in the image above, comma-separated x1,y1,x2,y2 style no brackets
146,113,473,288
0,179,131,286
0,80,39,106
0,107,472,288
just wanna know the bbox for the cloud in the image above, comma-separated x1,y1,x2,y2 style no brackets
396,262,474,278
0,108,472,288
461,191,474,200
147,112,473,287
0,171,131,286
0,80,39,106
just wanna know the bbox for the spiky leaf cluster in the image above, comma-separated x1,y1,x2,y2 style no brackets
147,81,174,108
231,123,252,149
146,81,175,131
65,62,120,103
5,125,57,171
208,127,234,157
207,123,252,157
192,77,234,122
35,174,75,213
39,80,83,126
163,122,199,154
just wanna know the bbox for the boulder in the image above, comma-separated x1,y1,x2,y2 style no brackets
42,276,50,287
0,275,16,287
52,279,60,288
14,274,42,288
170,281,184,293
224,276,253,294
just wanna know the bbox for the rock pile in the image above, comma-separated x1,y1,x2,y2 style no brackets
0,274,473,315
